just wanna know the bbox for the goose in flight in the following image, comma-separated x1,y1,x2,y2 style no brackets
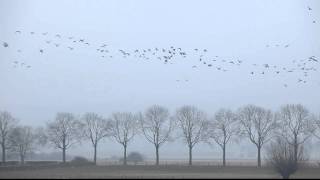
3,42,9,47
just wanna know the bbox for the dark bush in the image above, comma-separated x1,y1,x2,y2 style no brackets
127,152,144,165
266,137,306,179
69,156,93,165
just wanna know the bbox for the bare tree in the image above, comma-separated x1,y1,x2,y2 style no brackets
238,105,277,167
80,112,111,165
46,112,81,163
266,137,306,179
139,105,174,165
0,111,17,163
109,112,138,165
277,104,314,163
206,108,239,166
8,126,36,164
175,105,208,165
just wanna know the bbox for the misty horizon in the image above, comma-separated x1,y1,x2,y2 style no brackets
1,0,320,163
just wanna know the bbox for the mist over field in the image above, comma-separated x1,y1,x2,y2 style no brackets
1,0,320,168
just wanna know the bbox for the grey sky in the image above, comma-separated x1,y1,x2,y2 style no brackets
0,0,320,160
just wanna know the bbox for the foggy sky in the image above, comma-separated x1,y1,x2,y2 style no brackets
0,0,320,160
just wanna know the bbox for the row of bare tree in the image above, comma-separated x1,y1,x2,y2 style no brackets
1,104,320,167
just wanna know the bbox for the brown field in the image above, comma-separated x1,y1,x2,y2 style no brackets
1,165,320,179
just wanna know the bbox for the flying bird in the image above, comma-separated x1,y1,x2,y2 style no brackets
3,42,8,47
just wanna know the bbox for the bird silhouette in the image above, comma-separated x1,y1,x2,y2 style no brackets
3,42,8,47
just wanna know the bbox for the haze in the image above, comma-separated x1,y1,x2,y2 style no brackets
0,0,319,160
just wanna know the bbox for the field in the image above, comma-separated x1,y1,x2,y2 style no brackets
1,165,320,179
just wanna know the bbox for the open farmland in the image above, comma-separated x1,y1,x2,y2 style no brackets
1,164,320,179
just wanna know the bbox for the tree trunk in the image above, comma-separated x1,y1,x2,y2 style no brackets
123,144,127,165
1,142,5,163
155,145,159,165
62,136,66,163
294,135,298,163
257,145,261,167
222,145,226,166
62,147,66,163
94,143,97,165
189,145,192,166
20,154,24,165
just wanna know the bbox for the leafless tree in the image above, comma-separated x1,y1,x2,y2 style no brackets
0,111,17,163
266,137,306,179
8,126,36,164
238,105,277,167
46,112,82,163
139,105,174,165
312,114,320,139
109,112,138,165
277,104,314,163
175,105,208,165
80,112,112,164
206,108,240,166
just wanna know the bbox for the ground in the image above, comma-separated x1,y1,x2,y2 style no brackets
0,165,320,179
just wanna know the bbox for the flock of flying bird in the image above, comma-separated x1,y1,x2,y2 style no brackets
1,6,319,88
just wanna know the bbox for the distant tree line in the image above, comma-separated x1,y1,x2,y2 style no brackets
0,104,319,169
